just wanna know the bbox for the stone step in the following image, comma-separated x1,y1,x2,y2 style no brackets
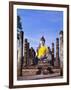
22,63,53,69
22,68,39,76
23,65,38,69
22,68,61,76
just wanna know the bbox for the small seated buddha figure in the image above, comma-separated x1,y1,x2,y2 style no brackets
36,36,48,62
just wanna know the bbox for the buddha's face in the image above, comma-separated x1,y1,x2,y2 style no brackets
40,40,45,46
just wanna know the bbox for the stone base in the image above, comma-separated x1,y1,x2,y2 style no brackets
22,68,39,76
21,60,62,77
22,67,61,76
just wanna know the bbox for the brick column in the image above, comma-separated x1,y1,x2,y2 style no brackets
29,48,32,65
56,38,60,67
17,31,23,76
30,47,36,65
24,39,28,66
59,31,63,68
52,43,54,66
27,42,30,65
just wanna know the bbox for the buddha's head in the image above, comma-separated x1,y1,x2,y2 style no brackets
40,36,45,46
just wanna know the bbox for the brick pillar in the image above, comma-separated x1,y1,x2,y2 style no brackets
52,43,54,66
30,47,36,65
48,46,52,64
29,48,32,65
24,39,28,66
30,47,33,65
27,42,30,65
59,31,63,68
17,31,23,76
56,38,60,67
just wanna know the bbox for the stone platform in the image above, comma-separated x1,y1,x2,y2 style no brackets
22,61,62,77
22,67,61,76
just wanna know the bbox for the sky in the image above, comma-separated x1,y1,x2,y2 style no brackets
17,9,63,51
